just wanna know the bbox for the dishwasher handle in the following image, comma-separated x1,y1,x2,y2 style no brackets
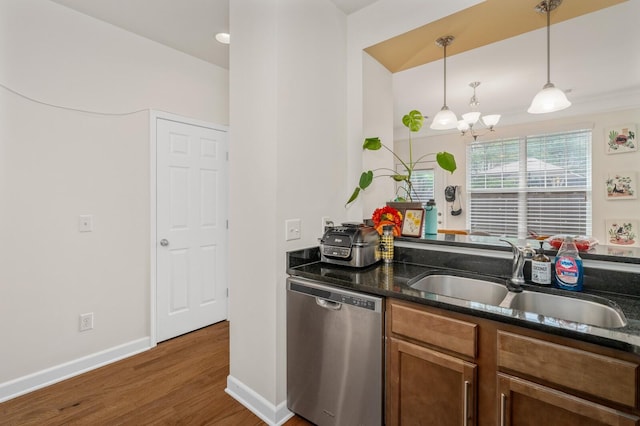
316,297,342,310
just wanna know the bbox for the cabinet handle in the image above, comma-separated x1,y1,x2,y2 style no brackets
463,380,470,426
500,393,507,426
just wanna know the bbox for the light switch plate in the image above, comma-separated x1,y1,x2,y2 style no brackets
285,219,301,241
321,216,334,235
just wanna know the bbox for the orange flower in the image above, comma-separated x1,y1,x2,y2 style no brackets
372,206,402,235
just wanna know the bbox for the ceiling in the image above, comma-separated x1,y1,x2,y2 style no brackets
48,0,639,131
49,0,378,70
392,0,639,130
366,0,625,73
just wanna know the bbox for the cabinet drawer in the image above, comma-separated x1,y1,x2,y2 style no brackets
497,331,639,408
389,301,477,358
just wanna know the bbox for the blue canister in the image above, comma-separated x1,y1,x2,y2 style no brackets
424,199,438,235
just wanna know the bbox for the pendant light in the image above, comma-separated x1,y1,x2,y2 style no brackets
430,35,458,130
528,0,571,114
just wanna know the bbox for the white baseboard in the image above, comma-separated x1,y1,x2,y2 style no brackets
0,337,152,403
226,375,294,426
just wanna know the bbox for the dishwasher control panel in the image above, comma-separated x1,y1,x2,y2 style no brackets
336,294,377,310
289,281,380,311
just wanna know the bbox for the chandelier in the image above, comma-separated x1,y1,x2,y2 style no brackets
456,81,501,141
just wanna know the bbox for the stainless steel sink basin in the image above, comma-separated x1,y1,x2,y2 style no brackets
505,291,627,328
410,274,509,306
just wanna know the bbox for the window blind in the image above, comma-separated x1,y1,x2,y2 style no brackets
409,169,435,206
467,130,592,238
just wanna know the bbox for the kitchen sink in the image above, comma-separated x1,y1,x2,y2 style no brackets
410,274,509,306
409,273,627,329
504,291,628,329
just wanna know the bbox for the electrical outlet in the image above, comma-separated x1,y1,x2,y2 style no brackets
321,216,334,234
79,312,94,331
78,215,93,232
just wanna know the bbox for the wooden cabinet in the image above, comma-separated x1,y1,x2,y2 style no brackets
497,374,639,426
386,300,477,425
386,299,640,426
497,331,638,408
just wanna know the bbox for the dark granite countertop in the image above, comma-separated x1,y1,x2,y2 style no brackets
287,247,640,354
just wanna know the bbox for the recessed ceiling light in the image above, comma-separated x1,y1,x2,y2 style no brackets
215,33,230,44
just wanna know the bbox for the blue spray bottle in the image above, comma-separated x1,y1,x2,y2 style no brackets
554,236,584,291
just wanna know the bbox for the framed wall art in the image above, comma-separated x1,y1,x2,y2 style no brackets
605,219,639,247
605,171,637,200
605,124,636,154
401,209,424,237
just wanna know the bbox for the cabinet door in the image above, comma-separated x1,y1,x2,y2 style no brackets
497,374,640,426
387,338,476,426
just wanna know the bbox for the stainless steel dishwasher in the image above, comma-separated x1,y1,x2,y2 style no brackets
286,276,384,426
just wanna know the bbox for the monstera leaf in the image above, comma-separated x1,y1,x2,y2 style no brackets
346,109,457,206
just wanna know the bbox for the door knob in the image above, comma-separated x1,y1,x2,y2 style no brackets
160,239,169,247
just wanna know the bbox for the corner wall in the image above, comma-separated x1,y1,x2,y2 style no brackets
227,0,347,423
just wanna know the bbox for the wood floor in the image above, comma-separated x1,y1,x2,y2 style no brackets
0,321,313,425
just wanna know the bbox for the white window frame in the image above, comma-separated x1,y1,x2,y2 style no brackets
466,129,592,239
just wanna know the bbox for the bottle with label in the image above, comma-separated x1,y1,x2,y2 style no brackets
554,236,584,291
531,241,551,285
424,199,438,236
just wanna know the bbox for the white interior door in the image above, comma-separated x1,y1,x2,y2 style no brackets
156,117,228,342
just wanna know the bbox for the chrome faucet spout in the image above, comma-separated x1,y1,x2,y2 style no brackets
500,239,535,291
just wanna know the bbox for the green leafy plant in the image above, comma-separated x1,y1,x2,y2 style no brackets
346,110,457,205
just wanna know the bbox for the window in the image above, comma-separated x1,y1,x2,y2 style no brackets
397,163,435,207
467,129,592,238
409,169,435,206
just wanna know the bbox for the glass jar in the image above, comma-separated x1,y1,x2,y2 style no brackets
381,225,394,263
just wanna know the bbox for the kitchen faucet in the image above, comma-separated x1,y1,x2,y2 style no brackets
500,240,535,292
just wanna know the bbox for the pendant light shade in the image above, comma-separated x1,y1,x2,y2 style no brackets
528,83,571,113
528,0,571,114
430,36,458,130
432,107,458,130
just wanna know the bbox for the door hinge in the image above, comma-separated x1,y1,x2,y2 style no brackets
226,220,229,229
226,151,229,161
226,288,229,298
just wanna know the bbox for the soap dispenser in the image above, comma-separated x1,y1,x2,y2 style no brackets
531,241,552,285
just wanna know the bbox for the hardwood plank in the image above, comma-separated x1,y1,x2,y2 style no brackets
0,321,312,425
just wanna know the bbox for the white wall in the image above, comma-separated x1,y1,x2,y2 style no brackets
226,1,494,422
0,0,228,399
227,0,347,422
345,0,485,222
395,108,640,241
360,53,394,216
